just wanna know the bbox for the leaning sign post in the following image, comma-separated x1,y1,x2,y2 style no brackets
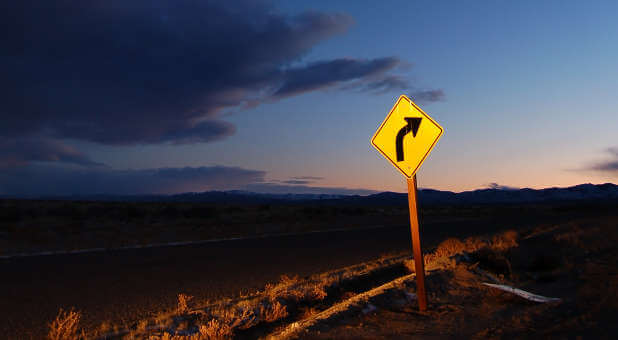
371,95,444,311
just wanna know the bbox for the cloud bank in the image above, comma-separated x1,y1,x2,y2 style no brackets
0,137,102,168
0,164,375,197
243,183,377,196
2,1,440,150
1,1,444,195
0,164,266,196
587,147,618,174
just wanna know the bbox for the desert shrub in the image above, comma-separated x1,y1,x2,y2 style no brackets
154,312,174,330
263,275,327,304
403,259,416,273
405,255,456,273
264,275,297,301
177,293,194,314
259,300,288,322
48,308,81,340
428,255,457,271
404,237,471,273
287,284,328,302
434,238,465,258
199,319,233,339
279,274,299,285
298,306,320,319
305,285,328,301
490,230,518,251
463,236,488,252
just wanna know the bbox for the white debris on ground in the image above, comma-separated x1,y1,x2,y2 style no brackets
482,283,562,303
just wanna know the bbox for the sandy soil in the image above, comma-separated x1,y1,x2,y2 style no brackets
298,217,618,339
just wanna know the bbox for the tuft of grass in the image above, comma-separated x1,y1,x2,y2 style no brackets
136,319,149,332
48,308,81,340
404,230,520,274
177,293,194,314
198,319,234,339
490,230,518,251
259,300,288,323
95,255,408,338
463,236,488,252
434,238,466,258
305,284,328,301
298,306,320,320
263,274,327,304
403,259,416,273
278,274,299,285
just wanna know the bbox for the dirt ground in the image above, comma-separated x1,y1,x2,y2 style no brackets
299,217,618,339
4,207,616,339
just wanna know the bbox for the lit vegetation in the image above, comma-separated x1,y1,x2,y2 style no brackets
48,309,81,340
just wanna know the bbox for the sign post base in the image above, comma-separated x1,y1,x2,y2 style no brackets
407,175,427,311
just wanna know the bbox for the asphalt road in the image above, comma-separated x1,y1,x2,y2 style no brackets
0,211,584,339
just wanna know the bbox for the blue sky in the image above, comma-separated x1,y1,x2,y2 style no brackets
2,1,617,195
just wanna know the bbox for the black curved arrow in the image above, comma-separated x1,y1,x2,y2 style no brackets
396,117,422,162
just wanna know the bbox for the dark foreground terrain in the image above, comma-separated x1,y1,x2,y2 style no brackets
0,199,616,339
301,216,618,339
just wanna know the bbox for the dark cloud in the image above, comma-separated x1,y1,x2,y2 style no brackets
5,1,356,144
3,0,443,151
243,183,377,196
341,77,444,102
362,75,410,93
0,164,266,196
588,147,618,173
278,175,324,184
486,183,519,190
0,137,103,167
282,180,312,185
408,89,446,103
274,58,402,98
0,164,375,197
291,176,325,180
291,176,324,181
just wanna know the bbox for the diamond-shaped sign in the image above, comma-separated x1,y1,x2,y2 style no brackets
371,95,443,178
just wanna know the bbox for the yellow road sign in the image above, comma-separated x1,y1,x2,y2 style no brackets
371,95,443,178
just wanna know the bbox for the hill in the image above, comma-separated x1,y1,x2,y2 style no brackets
3,183,617,205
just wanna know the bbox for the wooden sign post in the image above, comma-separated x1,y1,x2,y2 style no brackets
407,175,427,311
371,95,443,311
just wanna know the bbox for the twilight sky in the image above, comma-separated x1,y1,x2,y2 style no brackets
2,0,617,196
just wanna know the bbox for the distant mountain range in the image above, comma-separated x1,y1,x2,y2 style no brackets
6,183,618,205
367,183,618,206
